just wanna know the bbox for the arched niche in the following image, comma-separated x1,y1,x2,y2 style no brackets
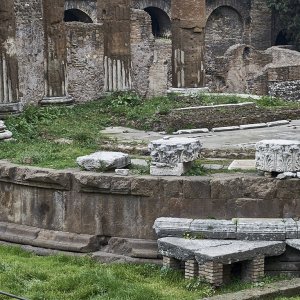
64,8,93,23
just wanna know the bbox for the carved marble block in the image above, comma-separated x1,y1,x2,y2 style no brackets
149,137,202,176
256,140,300,173
0,120,12,141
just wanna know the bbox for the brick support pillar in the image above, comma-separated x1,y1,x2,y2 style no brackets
98,0,132,92
199,261,223,286
0,1,22,116
171,0,206,88
163,256,181,270
185,259,199,279
41,0,73,105
243,255,265,282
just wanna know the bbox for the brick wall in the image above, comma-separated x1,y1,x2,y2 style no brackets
66,23,104,102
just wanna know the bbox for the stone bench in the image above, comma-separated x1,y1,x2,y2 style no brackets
159,237,285,286
148,137,202,176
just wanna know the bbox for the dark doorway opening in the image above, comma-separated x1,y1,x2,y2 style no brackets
64,9,93,23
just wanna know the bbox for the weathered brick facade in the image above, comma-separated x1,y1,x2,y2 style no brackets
0,0,298,115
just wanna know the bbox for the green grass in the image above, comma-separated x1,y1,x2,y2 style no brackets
0,245,290,300
0,92,298,169
0,245,213,300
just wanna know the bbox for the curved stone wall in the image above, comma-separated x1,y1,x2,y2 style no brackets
0,161,299,241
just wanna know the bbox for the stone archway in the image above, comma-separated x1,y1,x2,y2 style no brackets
64,8,93,23
143,6,171,38
205,6,244,87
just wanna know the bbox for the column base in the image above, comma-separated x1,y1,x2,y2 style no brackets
40,96,74,106
0,102,23,118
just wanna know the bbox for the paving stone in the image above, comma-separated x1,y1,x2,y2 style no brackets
228,160,256,170
202,164,224,170
153,217,193,238
176,128,209,134
131,158,148,168
150,162,191,176
236,218,286,241
76,151,131,171
189,219,237,239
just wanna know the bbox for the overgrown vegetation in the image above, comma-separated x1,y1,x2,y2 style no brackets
0,92,298,169
0,245,290,300
267,0,300,50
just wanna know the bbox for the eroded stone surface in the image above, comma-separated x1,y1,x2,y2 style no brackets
77,151,131,171
149,137,201,176
256,140,300,173
153,217,193,238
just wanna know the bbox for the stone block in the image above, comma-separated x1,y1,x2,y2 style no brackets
267,120,290,127
256,140,300,173
150,162,191,176
228,160,256,171
189,219,237,239
236,218,286,240
115,169,129,176
240,123,267,130
284,218,298,239
76,151,130,171
149,137,202,165
212,126,240,132
153,217,193,238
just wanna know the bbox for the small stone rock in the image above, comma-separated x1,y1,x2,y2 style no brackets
77,151,131,171
297,172,300,179
277,172,297,180
115,169,129,176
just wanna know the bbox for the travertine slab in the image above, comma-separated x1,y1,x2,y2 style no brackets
256,140,300,173
77,151,130,171
153,217,193,238
189,219,237,239
236,218,286,241
158,237,285,264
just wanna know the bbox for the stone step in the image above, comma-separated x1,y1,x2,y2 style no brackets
0,222,100,253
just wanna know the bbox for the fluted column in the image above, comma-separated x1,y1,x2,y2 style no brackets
40,0,73,105
98,0,132,92
171,0,206,88
0,1,22,116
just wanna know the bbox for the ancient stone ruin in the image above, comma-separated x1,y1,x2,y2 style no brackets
0,0,297,118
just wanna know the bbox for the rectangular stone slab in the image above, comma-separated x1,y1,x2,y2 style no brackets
158,237,285,264
236,218,286,241
189,219,237,239
195,240,285,264
153,217,193,238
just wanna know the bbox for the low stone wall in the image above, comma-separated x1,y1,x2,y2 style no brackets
0,161,299,240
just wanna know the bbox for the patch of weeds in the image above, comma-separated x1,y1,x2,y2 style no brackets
256,96,288,107
185,161,208,176
185,279,215,297
183,232,205,240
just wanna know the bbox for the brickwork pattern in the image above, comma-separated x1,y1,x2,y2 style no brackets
243,255,265,282
185,259,198,279
199,261,223,286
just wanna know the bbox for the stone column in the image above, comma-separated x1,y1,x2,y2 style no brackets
171,0,206,88
0,1,22,117
98,0,132,92
40,0,73,105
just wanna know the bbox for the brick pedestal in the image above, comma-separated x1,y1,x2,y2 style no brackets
242,255,265,282
199,261,223,286
163,256,181,270
185,259,198,279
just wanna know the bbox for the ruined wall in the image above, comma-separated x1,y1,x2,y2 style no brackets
148,39,172,97
98,0,132,92
171,0,206,88
131,0,171,16
250,0,273,50
0,162,300,240
66,23,104,102
0,0,21,116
